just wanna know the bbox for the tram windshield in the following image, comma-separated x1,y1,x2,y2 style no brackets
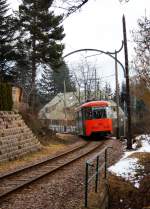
92,107,106,119
83,106,108,120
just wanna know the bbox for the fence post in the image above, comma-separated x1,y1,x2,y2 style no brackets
84,147,112,208
105,149,108,179
85,162,89,208
95,156,99,193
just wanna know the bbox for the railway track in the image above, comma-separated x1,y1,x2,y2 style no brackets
0,140,106,199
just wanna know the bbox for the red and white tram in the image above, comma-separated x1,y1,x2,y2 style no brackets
76,100,113,137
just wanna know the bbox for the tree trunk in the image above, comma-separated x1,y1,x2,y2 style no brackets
30,2,37,110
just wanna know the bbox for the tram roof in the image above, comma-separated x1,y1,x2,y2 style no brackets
80,100,110,108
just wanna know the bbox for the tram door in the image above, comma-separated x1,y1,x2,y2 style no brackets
77,110,83,135
76,109,85,136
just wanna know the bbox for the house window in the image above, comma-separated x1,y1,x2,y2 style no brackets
45,107,49,113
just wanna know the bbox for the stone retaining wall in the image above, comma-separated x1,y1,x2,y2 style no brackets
0,111,41,163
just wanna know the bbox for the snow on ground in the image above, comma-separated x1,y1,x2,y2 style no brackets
108,135,150,188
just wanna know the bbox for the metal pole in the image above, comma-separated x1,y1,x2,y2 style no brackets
97,81,99,99
95,156,99,193
122,15,132,149
100,90,102,100
115,51,120,139
79,87,81,104
95,68,97,99
64,80,67,132
124,100,126,138
104,149,107,179
84,82,87,102
85,163,89,208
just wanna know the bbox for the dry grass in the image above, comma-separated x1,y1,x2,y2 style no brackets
0,142,65,174
0,133,81,174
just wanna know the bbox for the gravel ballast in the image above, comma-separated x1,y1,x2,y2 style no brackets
0,139,123,209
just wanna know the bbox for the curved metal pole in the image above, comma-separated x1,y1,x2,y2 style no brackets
63,42,125,77
63,41,124,58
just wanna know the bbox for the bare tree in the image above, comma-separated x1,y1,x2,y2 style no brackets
52,0,89,16
70,59,102,102
132,15,150,89
131,76,150,109
52,0,130,17
130,76,150,134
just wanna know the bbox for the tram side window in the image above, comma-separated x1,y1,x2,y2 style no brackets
106,106,113,118
84,107,93,120
92,108,106,119
79,111,82,120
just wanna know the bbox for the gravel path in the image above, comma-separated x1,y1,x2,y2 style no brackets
0,139,123,209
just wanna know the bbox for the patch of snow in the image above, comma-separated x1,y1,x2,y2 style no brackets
132,143,137,149
108,134,150,188
134,181,140,188
138,140,150,152
69,96,73,100
108,157,144,188
123,135,150,159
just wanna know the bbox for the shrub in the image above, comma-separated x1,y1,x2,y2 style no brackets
0,83,13,111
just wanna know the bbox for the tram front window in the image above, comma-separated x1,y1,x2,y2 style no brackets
92,107,107,119
83,107,107,120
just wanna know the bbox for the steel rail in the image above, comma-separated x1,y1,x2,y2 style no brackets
0,140,106,199
0,141,89,179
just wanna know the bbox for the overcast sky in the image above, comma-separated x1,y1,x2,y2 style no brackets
8,0,150,89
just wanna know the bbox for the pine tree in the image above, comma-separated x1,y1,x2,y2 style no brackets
17,0,65,97
38,65,56,103
53,62,76,93
38,62,76,103
15,26,33,103
0,0,16,82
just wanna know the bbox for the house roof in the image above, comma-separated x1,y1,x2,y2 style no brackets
38,92,79,120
